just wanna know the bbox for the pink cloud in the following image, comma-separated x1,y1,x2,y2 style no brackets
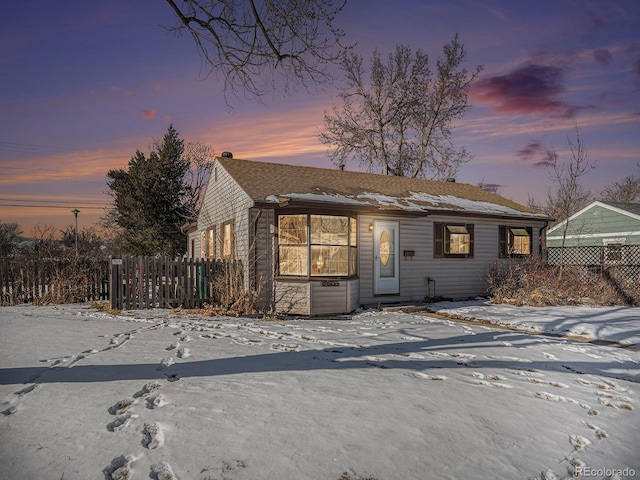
141,109,157,119
471,64,577,118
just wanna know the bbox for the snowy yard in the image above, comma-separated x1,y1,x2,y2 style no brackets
0,302,638,480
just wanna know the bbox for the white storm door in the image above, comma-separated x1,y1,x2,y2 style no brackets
374,220,399,295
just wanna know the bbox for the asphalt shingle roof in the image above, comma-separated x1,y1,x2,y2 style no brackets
217,157,548,219
601,201,640,217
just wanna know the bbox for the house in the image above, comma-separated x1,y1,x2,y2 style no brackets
546,201,640,266
546,201,640,248
187,156,550,315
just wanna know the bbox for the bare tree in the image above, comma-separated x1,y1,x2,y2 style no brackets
183,141,215,217
164,0,349,101
600,164,640,203
543,127,595,276
320,36,482,179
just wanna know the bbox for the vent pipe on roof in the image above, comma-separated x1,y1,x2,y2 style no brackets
446,177,456,182
221,151,233,158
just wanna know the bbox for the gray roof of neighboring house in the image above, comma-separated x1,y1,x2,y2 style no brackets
601,201,640,217
216,157,549,220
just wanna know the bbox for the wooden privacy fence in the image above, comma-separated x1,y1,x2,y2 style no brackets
110,256,243,310
0,257,109,306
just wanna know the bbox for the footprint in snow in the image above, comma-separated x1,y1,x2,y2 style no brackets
151,461,178,480
583,421,608,439
109,398,135,416
146,393,164,409
569,434,591,451
133,381,161,398
271,343,300,352
470,372,512,388
107,412,138,432
534,392,592,410
176,347,190,359
512,369,545,378
142,421,164,449
407,372,447,381
597,392,633,410
157,357,175,370
1,384,39,416
104,454,134,480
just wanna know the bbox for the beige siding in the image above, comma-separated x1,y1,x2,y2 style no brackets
250,207,276,312
310,279,360,315
359,214,546,304
274,280,310,315
195,162,254,290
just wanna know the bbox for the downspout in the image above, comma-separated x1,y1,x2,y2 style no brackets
539,220,549,260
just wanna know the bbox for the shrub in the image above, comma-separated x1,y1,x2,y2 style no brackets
487,256,628,306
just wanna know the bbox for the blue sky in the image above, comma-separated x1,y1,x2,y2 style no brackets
1,0,639,234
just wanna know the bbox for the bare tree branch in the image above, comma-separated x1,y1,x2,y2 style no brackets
163,0,350,102
320,36,482,179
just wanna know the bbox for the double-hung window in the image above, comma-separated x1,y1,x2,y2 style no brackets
206,226,215,258
434,222,474,258
499,226,532,257
221,220,234,259
278,214,357,276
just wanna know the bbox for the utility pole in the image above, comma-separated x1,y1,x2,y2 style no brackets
72,209,80,256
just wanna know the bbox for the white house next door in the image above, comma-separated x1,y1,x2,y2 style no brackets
373,220,399,295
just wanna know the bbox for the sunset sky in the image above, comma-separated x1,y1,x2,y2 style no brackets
1,0,639,236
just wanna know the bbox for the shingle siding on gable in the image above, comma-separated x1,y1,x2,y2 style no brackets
193,162,253,288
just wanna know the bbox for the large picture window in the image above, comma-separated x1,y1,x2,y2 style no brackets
499,226,532,257
434,222,474,258
278,214,357,277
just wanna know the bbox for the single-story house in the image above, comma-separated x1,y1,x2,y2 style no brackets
187,155,550,315
546,201,640,248
546,200,640,266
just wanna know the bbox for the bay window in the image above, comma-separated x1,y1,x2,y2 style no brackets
278,214,357,277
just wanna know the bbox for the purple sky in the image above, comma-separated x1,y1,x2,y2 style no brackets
1,0,639,235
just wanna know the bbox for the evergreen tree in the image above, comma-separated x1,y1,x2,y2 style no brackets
106,125,191,256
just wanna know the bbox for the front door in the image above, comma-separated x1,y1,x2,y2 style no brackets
374,220,399,295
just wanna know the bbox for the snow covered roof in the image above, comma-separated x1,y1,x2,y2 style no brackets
217,157,548,219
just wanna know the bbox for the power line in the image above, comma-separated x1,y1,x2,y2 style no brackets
0,198,106,205
0,203,105,210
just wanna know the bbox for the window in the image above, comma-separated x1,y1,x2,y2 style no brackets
221,220,234,259
434,222,474,258
499,226,532,257
207,227,215,258
278,214,357,277
279,215,308,276
200,231,207,258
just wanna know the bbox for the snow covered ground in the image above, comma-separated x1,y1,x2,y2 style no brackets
0,302,638,480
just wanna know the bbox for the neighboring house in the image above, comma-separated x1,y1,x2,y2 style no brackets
187,156,550,315
546,201,640,266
